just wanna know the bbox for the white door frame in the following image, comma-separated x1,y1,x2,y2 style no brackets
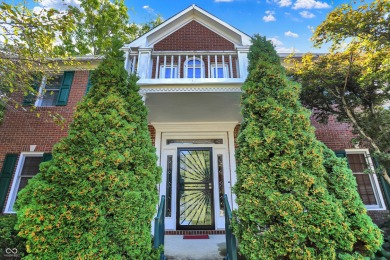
154,122,238,230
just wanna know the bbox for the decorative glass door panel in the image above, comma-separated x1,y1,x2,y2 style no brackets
177,148,214,230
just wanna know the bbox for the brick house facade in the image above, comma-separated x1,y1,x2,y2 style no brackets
1,5,388,231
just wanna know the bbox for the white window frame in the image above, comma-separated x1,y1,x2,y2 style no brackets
159,65,178,79
184,58,205,78
35,74,63,107
345,149,386,210
4,152,44,213
211,64,229,78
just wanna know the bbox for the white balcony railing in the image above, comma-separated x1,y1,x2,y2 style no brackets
126,51,248,84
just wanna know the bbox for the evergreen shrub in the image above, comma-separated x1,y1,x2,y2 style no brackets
15,40,161,259
233,35,382,259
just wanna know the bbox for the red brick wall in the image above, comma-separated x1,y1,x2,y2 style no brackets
154,21,235,51
367,211,389,226
0,70,90,212
148,125,156,146
311,115,356,150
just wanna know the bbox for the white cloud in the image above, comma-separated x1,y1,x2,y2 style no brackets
269,37,283,46
292,0,331,10
307,25,315,32
276,0,292,7
268,35,298,53
263,11,276,22
33,0,80,13
275,46,300,53
143,5,158,16
285,31,299,38
300,11,315,18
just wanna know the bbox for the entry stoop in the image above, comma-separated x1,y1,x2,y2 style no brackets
164,235,226,260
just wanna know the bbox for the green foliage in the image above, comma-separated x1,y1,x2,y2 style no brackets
321,145,383,256
15,39,161,259
59,0,163,56
0,2,76,123
287,0,390,183
233,35,382,259
0,214,27,258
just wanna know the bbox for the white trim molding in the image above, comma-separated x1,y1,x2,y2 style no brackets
139,86,242,94
5,152,44,213
345,148,387,211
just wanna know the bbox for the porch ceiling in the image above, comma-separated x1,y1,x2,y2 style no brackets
145,92,242,123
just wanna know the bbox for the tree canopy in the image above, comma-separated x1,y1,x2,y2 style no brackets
0,0,162,123
287,0,390,183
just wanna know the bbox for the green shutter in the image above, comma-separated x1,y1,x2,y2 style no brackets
0,154,18,211
22,77,40,106
56,71,75,106
42,153,52,162
334,151,346,158
85,72,93,94
334,150,351,168
372,157,390,208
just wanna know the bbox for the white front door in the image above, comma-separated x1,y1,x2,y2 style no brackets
159,132,231,230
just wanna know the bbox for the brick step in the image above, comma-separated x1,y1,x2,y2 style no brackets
165,230,225,235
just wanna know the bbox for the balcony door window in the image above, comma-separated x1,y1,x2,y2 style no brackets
160,65,177,79
185,58,204,78
211,64,229,78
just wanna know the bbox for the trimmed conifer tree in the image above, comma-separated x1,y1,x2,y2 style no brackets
321,145,382,258
15,40,161,259
233,35,382,259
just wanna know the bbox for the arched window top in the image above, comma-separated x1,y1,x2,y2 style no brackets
187,59,202,66
185,57,204,78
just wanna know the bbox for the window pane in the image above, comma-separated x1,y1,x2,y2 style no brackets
187,60,201,66
17,177,33,193
46,74,63,89
347,154,368,173
21,157,42,176
166,155,173,217
164,68,177,78
347,153,378,205
187,68,201,78
213,68,224,78
41,91,59,106
15,156,42,204
354,174,378,205
41,74,63,106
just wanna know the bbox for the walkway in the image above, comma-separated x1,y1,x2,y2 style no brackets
164,235,226,260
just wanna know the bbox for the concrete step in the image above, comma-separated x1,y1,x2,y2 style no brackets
164,235,226,260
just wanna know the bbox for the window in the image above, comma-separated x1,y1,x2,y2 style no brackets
159,65,177,79
343,149,386,210
38,74,63,106
184,58,204,78
211,64,229,78
4,153,51,213
23,71,75,107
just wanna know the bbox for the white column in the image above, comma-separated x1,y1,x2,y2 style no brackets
124,50,130,73
228,125,238,210
137,48,153,79
237,47,250,80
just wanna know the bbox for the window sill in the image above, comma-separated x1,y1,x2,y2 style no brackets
366,206,387,211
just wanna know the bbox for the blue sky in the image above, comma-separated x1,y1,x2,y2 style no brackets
128,0,352,53
10,0,360,53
